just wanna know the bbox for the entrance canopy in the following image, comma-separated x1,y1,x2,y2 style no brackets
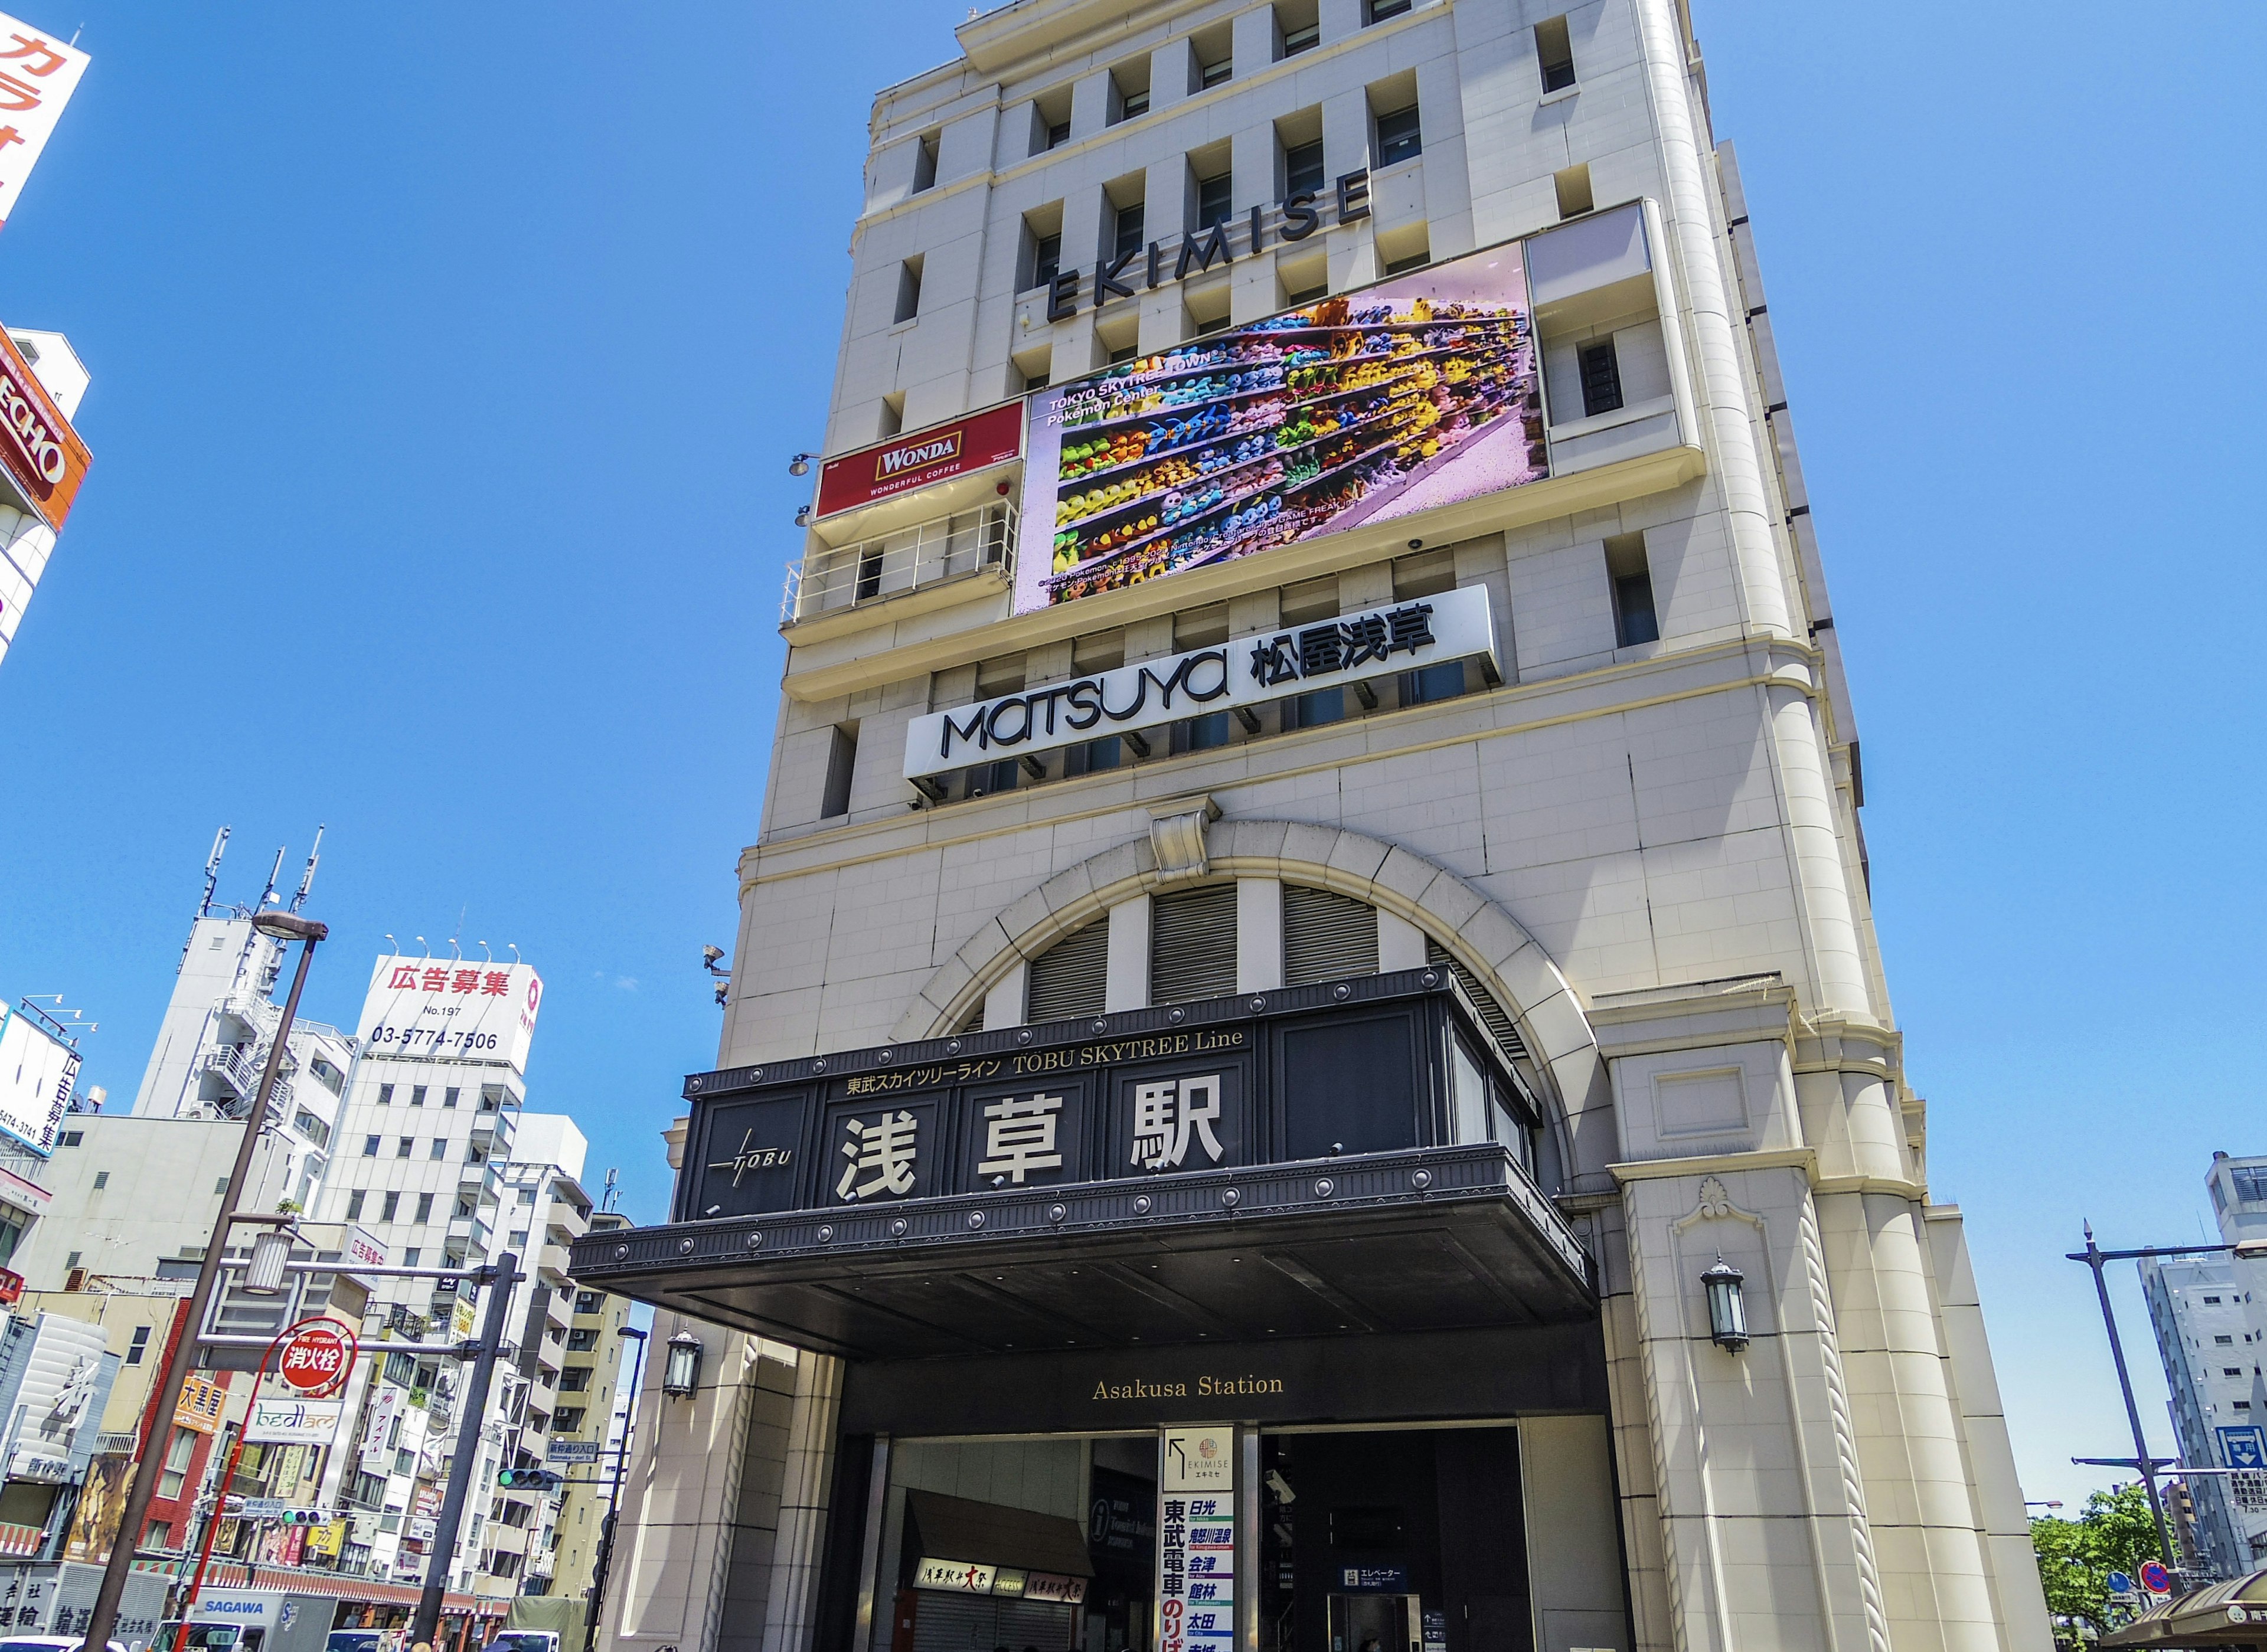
573,969,1596,1359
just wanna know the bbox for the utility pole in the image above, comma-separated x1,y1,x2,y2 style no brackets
79,912,326,1652
583,1325,649,1652
411,1251,522,1648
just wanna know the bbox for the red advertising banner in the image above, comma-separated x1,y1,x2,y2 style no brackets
815,401,1023,519
0,327,89,531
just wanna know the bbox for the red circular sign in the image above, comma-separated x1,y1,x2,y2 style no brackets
276,1321,355,1395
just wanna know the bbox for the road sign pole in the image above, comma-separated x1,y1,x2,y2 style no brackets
411,1253,520,1648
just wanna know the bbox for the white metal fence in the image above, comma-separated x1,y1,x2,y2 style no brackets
782,500,1014,623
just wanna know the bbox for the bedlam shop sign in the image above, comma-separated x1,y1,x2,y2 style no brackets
814,400,1024,518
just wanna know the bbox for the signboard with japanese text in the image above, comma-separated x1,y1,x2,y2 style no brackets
671,969,1520,1226
0,16,88,231
1159,1428,1236,1652
358,1381,405,1473
1017,238,1546,614
815,401,1024,519
547,1439,602,1463
0,998,76,1156
174,1370,228,1434
356,955,543,1075
903,584,1497,785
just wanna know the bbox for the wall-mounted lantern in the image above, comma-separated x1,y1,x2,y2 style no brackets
1701,1255,1749,1351
662,1329,705,1396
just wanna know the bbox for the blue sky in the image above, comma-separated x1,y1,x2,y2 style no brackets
0,3,2258,1512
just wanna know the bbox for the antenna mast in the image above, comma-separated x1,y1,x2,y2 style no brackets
289,825,325,913
197,827,230,918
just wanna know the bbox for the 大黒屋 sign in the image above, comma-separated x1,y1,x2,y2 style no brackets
814,401,1024,519
903,584,1496,786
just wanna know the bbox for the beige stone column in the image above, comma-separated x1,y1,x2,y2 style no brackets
759,1353,845,1652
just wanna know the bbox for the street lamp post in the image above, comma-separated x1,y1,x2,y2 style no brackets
78,911,327,1652
582,1324,649,1652
410,1250,522,1648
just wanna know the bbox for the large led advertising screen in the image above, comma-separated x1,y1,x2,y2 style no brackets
1014,239,1548,614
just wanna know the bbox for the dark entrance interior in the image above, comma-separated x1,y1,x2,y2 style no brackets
1260,1428,1530,1652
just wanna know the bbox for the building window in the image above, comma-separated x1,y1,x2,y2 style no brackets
1027,918,1110,1023
59,1129,81,1146
393,1136,412,1157
92,1170,108,1189
2228,1368,2246,1378
1028,229,1061,290
1111,62,1151,123
821,724,858,819
1113,201,1145,262
362,1136,380,1158
1375,104,1422,167
127,1325,152,1365
2233,1168,2267,1202
912,131,938,192
1200,54,1232,89
1283,885,1380,986
411,1191,432,1224
2206,1296,2223,1304
347,1190,367,1219
1195,171,1233,230
431,1139,448,1160
1277,0,1320,56
158,1427,197,1498
1283,138,1325,197
377,1085,393,1106
146,1522,172,1551
893,257,923,325
1607,532,1660,647
2217,1335,2236,1346
1289,687,1344,728
575,1290,603,1314
1535,17,1576,92
1382,239,1432,276
1365,0,1412,21
567,1328,599,1353
410,1085,426,1107
559,1368,594,1392
1151,882,1239,1004
1400,660,1465,705
1577,338,1623,417
444,1087,460,1108
381,1192,400,1222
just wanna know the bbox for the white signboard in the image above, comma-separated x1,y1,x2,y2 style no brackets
356,956,543,1075
547,1440,602,1464
358,1381,405,1473
245,1396,344,1446
1159,1428,1236,1652
0,15,88,230
913,1557,997,1594
903,584,1497,785
0,1000,76,1155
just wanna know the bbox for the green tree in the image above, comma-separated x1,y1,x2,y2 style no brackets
2031,1484,2166,1646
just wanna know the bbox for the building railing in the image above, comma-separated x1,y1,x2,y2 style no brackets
782,499,1015,624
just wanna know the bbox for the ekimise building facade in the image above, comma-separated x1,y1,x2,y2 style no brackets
579,1,2052,1651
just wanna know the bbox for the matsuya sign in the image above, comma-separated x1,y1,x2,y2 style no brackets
903,583,1496,787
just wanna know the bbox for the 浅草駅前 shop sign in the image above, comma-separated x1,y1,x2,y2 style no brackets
901,583,1496,789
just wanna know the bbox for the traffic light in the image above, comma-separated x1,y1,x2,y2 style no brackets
277,1509,328,1526
496,1468,564,1491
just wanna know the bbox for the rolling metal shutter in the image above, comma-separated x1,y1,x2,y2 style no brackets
1281,884,1379,986
1427,938,1531,1059
1025,918,1109,1023
1150,883,1239,1005
907,1594,1076,1652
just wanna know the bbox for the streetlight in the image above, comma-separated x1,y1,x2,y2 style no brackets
1701,1255,1749,1351
583,1325,649,1652
662,1330,704,1396
79,910,327,1652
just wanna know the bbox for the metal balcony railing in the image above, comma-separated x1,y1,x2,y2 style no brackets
782,499,1014,624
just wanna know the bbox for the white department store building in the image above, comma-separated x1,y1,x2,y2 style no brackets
579,2,2052,1651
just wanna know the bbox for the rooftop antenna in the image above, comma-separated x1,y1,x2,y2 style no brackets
449,906,466,959
256,845,285,909
289,825,324,913
600,1167,621,1213
197,827,231,918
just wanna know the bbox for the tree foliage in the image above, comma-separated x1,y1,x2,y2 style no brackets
2031,1484,2166,1644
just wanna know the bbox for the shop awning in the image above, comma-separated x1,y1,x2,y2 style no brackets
572,1141,1594,1360
2101,1569,2267,1647
906,1490,1094,1578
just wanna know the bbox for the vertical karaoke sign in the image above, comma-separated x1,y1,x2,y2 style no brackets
1159,1426,1236,1652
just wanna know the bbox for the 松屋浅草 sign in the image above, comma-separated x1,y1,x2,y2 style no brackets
903,583,1496,787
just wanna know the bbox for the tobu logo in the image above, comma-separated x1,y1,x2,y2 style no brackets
876,430,961,479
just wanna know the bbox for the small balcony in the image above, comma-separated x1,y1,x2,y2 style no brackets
782,499,1014,627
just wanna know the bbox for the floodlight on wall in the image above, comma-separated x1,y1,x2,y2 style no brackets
662,1330,704,1396
1701,1254,1748,1351
243,1228,296,1295
788,453,818,477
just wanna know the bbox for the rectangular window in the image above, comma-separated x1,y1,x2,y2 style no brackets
1399,661,1465,706
893,257,923,324
362,1136,380,1158
377,1084,393,1106
1113,201,1146,262
2218,1335,2237,1346
444,1087,460,1108
576,1290,604,1314
127,1326,151,1365
1047,119,1071,149
1277,0,1321,56
59,1129,81,1146
821,723,858,819
348,1190,367,1219
1375,105,1422,167
1029,230,1061,290
2233,1167,2267,1202
381,1191,400,1222
1535,17,1576,92
1554,161,1594,218
1578,338,1624,417
146,1521,172,1550
1200,55,1232,88
1365,0,1412,21
1111,61,1151,123
1151,882,1240,1005
404,1247,422,1267
1382,239,1432,276
1291,688,1344,728
92,1170,108,1189
2229,1368,2246,1378
431,1138,447,1159
158,1426,197,1499
1121,86,1149,119
912,132,938,192
409,1085,426,1107
1196,172,1233,230
1183,712,1233,751
2206,1296,2223,1304
397,1136,414,1158
1283,139,1325,197
1606,532,1660,647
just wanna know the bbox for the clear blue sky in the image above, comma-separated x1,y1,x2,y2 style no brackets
0,3,2258,1512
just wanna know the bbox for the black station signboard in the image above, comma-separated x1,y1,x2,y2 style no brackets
672,967,1533,1224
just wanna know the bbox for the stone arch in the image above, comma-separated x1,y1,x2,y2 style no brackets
890,820,1617,1183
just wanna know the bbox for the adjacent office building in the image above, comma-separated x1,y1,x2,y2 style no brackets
578,1,2051,1651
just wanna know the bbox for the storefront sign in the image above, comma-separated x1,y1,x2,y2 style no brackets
0,326,88,529
815,401,1024,519
904,584,1496,784
912,1556,996,1594
175,1371,228,1434
244,1397,342,1446
1024,1572,1089,1604
0,16,89,230
0,999,78,1156
1018,228,1547,613
1159,1428,1236,1652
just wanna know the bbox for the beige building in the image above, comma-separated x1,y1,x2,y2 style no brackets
576,1,2052,1651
